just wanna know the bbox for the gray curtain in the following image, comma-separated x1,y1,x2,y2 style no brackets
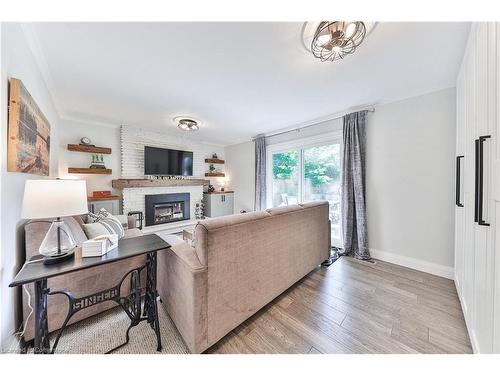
254,135,267,211
341,111,370,260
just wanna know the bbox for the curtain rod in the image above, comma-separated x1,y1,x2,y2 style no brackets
252,107,375,140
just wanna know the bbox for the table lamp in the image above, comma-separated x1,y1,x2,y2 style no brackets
22,179,88,265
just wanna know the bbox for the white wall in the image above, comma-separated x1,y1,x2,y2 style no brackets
58,120,120,196
225,88,456,277
366,88,456,277
225,141,255,213
0,23,61,350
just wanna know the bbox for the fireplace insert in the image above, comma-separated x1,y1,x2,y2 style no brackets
145,193,190,226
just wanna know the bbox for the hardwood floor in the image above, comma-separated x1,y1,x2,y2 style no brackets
206,256,473,354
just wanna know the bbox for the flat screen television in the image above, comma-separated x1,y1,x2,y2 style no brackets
144,146,193,176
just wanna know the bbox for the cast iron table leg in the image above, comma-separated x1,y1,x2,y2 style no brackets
145,252,162,351
34,279,50,354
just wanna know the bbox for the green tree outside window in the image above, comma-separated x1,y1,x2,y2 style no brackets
273,145,340,187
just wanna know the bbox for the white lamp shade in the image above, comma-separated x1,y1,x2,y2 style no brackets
21,179,88,219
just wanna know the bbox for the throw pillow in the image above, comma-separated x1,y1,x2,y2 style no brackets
83,222,111,239
100,216,125,239
86,208,125,239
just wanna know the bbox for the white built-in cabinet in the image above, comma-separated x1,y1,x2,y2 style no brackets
203,192,234,217
455,22,500,353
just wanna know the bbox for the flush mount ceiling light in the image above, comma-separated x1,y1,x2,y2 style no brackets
174,116,200,132
302,21,375,62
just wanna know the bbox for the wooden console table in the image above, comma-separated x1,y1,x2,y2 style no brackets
9,234,171,354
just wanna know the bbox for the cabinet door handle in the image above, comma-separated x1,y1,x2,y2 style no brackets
474,139,480,222
475,135,491,226
456,155,464,207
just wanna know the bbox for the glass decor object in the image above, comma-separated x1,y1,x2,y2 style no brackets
38,219,77,259
21,179,88,265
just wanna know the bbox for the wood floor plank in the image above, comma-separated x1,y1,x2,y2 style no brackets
308,346,322,354
208,257,472,354
428,328,473,354
340,315,419,354
268,304,354,354
390,321,449,354
243,314,312,354
278,302,374,354
284,285,347,326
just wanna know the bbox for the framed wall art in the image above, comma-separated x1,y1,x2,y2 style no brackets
7,78,50,175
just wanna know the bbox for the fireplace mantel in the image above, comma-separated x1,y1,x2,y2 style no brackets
112,178,210,189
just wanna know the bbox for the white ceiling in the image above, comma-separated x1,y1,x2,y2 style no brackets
27,22,470,145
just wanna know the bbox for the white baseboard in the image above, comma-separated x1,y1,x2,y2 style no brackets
369,248,454,280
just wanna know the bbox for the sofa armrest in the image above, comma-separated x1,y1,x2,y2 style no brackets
169,242,206,272
157,242,208,353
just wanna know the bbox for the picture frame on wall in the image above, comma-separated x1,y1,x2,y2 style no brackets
7,78,51,175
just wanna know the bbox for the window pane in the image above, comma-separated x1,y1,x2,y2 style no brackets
271,151,299,207
303,144,342,244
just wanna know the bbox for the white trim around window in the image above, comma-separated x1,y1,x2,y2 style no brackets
265,131,343,209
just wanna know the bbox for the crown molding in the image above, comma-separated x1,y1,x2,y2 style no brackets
20,23,65,120
59,114,122,129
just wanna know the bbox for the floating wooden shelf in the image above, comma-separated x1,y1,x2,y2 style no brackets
68,168,112,175
205,172,225,177
204,190,234,195
112,178,210,189
67,144,112,154
88,195,120,202
205,158,225,164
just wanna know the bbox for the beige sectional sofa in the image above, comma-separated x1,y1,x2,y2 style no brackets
157,201,331,353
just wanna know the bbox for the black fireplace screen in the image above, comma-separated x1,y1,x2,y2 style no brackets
145,193,190,226
154,201,184,224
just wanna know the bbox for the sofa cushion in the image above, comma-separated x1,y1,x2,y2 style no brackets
197,211,270,231
265,204,304,216
122,228,143,239
300,201,330,209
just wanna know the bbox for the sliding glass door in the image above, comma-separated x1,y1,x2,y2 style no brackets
303,144,342,244
270,150,300,207
267,135,342,246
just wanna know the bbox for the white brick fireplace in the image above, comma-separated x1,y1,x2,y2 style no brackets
119,125,224,233
122,185,203,232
